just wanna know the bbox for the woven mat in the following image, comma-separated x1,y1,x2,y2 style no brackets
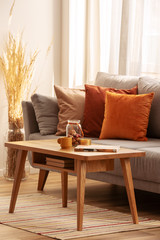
0,193,160,240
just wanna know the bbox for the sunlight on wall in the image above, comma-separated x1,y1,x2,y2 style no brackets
0,0,54,174
69,0,86,88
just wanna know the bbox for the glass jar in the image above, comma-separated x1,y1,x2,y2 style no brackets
66,120,83,146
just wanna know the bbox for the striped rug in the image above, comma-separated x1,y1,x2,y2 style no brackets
0,193,160,240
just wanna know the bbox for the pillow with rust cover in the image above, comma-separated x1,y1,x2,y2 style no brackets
54,85,85,136
99,91,154,141
82,84,138,137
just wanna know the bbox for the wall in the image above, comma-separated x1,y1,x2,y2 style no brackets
0,0,58,175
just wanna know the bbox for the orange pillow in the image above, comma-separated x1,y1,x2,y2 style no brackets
82,84,138,137
99,91,154,141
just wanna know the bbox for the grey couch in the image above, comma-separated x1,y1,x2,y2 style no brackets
22,72,160,194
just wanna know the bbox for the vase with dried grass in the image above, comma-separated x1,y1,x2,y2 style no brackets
0,32,38,180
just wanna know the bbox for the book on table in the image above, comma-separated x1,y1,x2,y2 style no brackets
74,144,120,152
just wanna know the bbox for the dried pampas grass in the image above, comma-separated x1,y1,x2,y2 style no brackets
0,32,38,128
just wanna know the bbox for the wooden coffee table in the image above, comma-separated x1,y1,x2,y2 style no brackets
5,139,145,231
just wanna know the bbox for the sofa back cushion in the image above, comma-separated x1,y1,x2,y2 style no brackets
95,72,139,89
31,93,59,135
138,76,160,138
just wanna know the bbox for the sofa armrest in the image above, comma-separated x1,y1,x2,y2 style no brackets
22,101,40,140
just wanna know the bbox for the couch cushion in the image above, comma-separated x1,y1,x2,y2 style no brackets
138,76,160,138
82,84,138,138
95,72,139,89
99,91,154,141
92,138,160,149
29,133,59,140
54,85,85,136
107,148,160,184
91,139,160,184
31,94,59,136
133,147,160,183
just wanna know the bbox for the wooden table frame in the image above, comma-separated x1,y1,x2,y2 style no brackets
5,139,145,231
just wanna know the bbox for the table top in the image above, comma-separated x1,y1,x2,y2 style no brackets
5,139,145,161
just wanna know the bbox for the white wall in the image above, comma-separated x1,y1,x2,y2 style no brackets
0,0,57,175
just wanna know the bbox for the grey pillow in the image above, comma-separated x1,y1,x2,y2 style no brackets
138,76,160,138
31,93,59,135
95,72,139,89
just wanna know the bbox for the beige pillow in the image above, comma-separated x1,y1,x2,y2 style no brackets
54,85,85,136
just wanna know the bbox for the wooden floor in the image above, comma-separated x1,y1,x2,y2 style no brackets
0,172,160,240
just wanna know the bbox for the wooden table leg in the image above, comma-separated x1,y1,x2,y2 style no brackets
77,160,86,231
9,149,27,213
61,172,68,207
120,158,139,224
37,169,49,191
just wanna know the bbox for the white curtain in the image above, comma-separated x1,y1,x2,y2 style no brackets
142,0,160,75
56,0,160,88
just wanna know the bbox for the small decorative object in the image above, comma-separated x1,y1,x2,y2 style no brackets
79,138,91,145
66,120,84,146
0,32,38,180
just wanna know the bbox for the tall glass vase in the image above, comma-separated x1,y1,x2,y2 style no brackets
3,119,29,180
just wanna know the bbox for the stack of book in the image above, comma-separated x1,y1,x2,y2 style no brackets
46,156,74,169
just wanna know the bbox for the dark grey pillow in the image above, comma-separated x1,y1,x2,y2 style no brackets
31,93,59,135
138,76,160,138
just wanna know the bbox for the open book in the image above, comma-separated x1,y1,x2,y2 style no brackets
74,144,120,153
